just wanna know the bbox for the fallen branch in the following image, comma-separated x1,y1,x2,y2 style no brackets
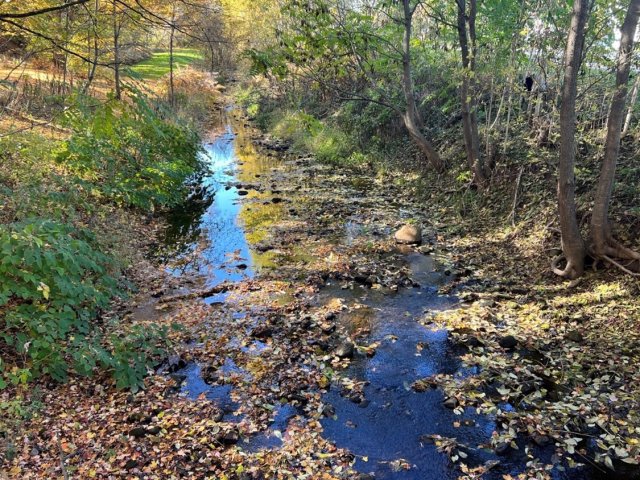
159,283,231,303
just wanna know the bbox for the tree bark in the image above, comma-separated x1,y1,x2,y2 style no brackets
401,0,444,172
622,74,640,135
112,0,121,100
169,4,176,107
456,0,486,186
590,0,640,263
82,0,99,94
555,0,590,279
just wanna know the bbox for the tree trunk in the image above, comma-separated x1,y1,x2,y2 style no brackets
554,0,590,279
401,0,444,172
590,0,640,262
112,0,121,100
456,0,486,186
169,4,176,107
622,74,640,135
83,0,99,94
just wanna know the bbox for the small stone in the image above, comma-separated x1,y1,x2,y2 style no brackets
167,355,187,373
322,404,336,417
531,433,551,446
443,397,459,409
251,324,274,339
334,341,355,358
124,459,138,469
221,429,240,445
499,335,518,350
565,330,584,343
146,426,161,435
169,373,187,386
394,224,422,245
494,442,510,455
236,263,248,270
320,322,336,334
238,190,249,196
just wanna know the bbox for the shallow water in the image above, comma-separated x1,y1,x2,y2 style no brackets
159,114,606,479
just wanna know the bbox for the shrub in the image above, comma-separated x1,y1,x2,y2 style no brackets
271,110,354,164
57,90,202,210
0,219,170,391
0,219,119,386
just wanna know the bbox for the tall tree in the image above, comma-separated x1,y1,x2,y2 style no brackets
590,0,640,271
553,0,590,279
401,0,444,172
456,0,486,186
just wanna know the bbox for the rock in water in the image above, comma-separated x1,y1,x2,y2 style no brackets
334,341,355,358
394,225,422,245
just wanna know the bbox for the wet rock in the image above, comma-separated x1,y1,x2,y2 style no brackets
320,322,336,334
464,336,483,348
531,433,551,446
202,366,220,385
356,474,375,480
419,434,436,444
166,355,187,373
565,330,584,343
271,197,283,204
494,442,511,455
169,373,187,386
443,397,459,409
334,341,355,358
146,426,161,435
499,335,518,350
308,338,329,351
251,324,274,339
358,399,371,408
322,404,336,417
220,429,240,445
394,224,422,245
238,190,249,196
236,263,248,270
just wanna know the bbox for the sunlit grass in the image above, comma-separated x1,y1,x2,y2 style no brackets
127,48,203,80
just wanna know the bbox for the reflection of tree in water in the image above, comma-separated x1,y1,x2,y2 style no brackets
157,117,283,285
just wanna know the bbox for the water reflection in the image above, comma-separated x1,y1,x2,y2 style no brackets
160,114,285,287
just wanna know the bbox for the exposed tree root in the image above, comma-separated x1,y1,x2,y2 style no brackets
601,255,640,276
551,254,582,281
591,231,640,276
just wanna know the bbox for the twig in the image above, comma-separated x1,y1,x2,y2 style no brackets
507,167,524,227
57,438,70,480
159,283,231,303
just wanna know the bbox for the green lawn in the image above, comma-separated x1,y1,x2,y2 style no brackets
127,48,203,80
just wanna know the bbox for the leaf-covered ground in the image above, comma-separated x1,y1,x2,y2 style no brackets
3,118,640,480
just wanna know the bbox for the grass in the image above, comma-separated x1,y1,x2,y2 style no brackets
127,48,203,80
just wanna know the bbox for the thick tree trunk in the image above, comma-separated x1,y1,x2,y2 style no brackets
590,0,640,263
456,0,486,186
401,0,444,172
622,74,640,135
555,0,590,279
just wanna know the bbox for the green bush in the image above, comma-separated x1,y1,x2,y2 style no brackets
57,90,201,210
0,219,119,385
0,219,168,391
271,110,354,164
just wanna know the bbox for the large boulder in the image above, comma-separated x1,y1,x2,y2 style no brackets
394,224,422,245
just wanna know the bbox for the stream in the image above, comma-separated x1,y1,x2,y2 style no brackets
155,112,606,479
